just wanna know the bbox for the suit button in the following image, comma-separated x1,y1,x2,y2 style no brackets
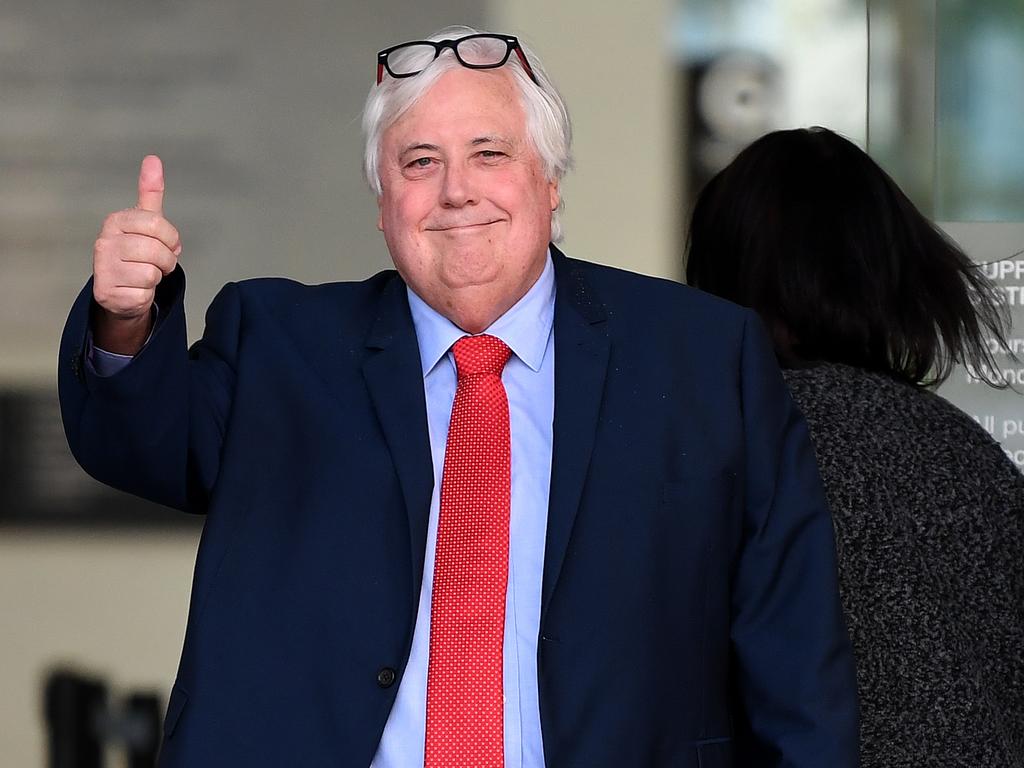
377,667,396,688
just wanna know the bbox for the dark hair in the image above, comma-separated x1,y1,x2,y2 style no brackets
685,126,1012,387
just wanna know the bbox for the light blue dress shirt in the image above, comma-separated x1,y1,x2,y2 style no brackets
90,257,555,767
372,255,555,768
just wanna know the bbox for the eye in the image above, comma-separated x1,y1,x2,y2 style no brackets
476,149,510,165
405,157,434,169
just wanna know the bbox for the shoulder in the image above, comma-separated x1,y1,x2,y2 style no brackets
218,270,402,335
232,269,399,307
785,363,988,441
556,252,754,340
784,363,1024,495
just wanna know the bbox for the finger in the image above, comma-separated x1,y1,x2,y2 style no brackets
115,234,179,276
110,259,165,290
95,233,178,277
137,155,165,214
104,209,181,254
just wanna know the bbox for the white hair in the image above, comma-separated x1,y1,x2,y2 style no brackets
362,25,573,242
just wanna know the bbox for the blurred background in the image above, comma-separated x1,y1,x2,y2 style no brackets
1,0,1021,763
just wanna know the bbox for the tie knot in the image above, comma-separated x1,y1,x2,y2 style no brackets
452,334,511,380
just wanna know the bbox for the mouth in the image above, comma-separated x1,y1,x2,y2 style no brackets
426,220,503,232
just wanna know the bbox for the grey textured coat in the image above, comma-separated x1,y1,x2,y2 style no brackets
784,363,1024,768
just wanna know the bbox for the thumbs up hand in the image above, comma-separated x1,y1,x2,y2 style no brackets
92,156,182,354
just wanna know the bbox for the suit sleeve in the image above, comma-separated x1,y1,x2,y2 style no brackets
58,267,242,513
729,311,860,767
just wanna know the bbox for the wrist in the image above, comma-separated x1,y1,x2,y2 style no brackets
92,305,155,356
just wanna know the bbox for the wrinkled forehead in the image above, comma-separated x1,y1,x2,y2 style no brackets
384,67,527,145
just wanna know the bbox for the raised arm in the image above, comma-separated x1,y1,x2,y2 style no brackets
59,157,236,514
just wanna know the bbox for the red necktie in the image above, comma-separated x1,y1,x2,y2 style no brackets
424,334,512,768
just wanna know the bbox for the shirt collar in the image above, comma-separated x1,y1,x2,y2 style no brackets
407,250,555,377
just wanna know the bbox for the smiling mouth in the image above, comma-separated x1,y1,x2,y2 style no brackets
427,221,502,232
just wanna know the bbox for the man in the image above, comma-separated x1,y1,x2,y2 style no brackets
60,25,858,767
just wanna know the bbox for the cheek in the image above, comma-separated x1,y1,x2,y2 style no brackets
380,194,423,240
514,172,558,217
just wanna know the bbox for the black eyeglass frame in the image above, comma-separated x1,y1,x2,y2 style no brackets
376,33,539,86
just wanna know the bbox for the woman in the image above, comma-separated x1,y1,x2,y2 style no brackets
686,127,1024,767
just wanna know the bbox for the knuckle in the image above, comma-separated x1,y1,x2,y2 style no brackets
94,234,128,265
101,210,125,232
156,219,176,246
93,286,116,309
93,239,117,269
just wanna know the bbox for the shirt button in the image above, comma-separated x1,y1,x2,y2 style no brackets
377,667,396,688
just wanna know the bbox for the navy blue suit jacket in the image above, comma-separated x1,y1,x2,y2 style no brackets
59,247,858,767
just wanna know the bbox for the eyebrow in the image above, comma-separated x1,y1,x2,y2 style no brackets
471,136,514,149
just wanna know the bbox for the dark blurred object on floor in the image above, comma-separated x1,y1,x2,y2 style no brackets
44,668,163,768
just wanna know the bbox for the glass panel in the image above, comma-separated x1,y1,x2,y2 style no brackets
868,0,1024,221
866,0,937,214
935,1,1024,221
935,222,1024,472
672,0,868,195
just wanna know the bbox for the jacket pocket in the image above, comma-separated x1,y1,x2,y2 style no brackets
163,682,189,740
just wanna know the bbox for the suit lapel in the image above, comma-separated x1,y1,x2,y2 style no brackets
542,249,610,619
361,276,435,593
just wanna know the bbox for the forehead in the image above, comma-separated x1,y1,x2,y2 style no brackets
384,67,527,145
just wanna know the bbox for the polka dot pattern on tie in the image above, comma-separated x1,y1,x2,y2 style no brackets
424,334,512,768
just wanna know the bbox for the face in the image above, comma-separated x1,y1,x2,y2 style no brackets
377,66,559,333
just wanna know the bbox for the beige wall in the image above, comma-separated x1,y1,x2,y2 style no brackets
0,531,198,765
492,0,683,280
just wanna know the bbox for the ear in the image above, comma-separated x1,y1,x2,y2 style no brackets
548,178,560,213
377,198,384,232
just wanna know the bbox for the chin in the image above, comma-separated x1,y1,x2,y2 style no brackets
438,251,504,289
436,281,508,332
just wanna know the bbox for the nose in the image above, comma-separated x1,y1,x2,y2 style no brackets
440,162,477,208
